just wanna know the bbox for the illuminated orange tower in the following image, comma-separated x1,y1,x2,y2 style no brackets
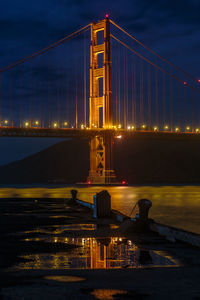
88,16,116,184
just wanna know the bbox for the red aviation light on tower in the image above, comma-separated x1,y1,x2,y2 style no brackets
121,179,128,185
105,13,109,18
198,79,200,83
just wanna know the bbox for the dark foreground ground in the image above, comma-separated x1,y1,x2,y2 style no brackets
0,197,200,299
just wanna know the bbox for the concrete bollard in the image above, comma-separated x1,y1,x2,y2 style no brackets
93,190,111,218
137,199,152,220
70,189,78,202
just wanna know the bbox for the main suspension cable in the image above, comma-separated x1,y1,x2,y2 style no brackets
110,19,197,82
0,24,91,73
110,34,200,94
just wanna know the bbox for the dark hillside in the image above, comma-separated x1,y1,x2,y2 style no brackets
114,135,200,184
0,139,89,184
1,135,200,184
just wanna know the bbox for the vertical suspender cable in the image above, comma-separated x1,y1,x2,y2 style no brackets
170,77,173,131
192,91,194,131
0,74,1,125
177,83,180,127
134,56,137,126
140,59,144,125
84,31,87,127
155,67,159,126
126,49,128,127
123,49,126,128
162,72,166,126
118,44,121,125
148,64,151,127
131,54,134,125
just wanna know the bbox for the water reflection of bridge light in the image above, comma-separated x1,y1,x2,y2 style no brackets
15,236,180,270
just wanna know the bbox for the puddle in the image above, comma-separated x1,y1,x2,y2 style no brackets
49,215,75,219
15,223,119,237
13,237,180,270
44,275,85,282
91,289,128,300
83,289,149,300
43,223,118,231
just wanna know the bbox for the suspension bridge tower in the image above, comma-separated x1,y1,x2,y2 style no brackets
88,16,116,184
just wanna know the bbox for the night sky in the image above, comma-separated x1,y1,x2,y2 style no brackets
1,0,200,74
0,0,200,165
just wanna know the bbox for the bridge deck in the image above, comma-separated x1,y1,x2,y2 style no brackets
0,127,200,139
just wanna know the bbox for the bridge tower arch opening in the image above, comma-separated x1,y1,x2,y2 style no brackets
88,17,116,184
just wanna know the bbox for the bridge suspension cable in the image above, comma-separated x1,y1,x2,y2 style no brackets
110,34,200,95
0,23,91,73
110,19,198,83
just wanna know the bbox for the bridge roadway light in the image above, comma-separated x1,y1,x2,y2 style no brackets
164,125,169,130
118,124,122,129
35,120,39,126
25,121,29,127
153,126,158,131
196,128,199,133
141,124,146,129
131,126,135,130
81,124,84,129
175,127,180,132
127,126,131,130
186,126,190,131
4,120,8,125
53,122,58,128
63,121,68,126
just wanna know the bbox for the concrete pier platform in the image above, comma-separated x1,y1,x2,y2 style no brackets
0,197,200,299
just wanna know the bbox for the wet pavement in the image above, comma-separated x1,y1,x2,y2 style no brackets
0,197,200,299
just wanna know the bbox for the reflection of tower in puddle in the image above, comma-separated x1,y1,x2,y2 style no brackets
90,237,131,269
90,237,112,269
